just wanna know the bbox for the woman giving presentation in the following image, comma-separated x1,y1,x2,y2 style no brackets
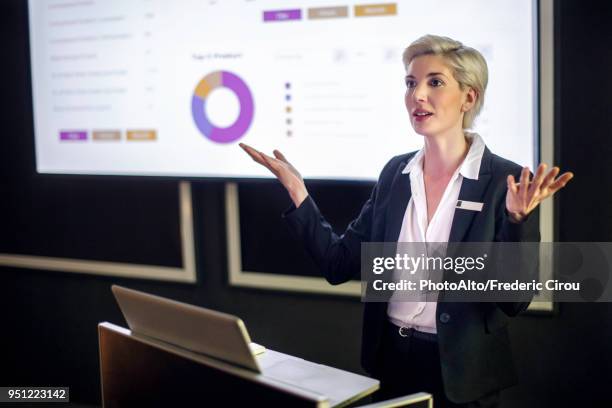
241,35,573,408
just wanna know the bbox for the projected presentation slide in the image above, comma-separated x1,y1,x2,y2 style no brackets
28,0,537,180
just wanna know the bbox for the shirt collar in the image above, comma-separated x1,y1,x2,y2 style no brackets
401,132,485,180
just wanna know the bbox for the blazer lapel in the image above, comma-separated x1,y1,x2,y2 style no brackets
385,146,494,243
384,162,412,242
448,147,493,243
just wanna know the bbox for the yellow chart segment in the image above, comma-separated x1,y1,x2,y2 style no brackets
194,71,222,99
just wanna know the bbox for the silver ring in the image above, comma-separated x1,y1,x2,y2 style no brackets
399,326,410,337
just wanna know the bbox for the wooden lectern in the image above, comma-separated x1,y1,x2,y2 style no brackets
98,322,380,407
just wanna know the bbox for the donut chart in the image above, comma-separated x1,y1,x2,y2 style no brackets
191,71,254,143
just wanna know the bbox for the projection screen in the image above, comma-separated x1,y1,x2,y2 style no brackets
28,0,538,181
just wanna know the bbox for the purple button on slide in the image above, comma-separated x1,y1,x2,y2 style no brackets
263,9,302,22
60,130,87,141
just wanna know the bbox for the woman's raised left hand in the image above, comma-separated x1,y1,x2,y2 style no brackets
506,164,574,223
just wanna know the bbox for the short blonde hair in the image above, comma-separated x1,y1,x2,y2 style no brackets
403,34,488,129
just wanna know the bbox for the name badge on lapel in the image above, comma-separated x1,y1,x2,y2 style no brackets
456,200,484,212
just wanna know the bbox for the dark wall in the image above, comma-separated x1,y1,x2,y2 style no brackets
2,1,612,407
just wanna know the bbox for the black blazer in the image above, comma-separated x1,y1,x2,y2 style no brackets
283,146,540,403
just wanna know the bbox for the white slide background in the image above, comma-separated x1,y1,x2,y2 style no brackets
29,0,537,180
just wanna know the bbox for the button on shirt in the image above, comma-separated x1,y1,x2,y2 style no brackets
387,132,486,334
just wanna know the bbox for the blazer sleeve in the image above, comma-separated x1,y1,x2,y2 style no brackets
282,183,378,285
494,167,541,317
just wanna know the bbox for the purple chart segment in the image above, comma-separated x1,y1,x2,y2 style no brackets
191,97,213,137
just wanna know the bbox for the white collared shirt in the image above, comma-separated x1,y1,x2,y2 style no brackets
387,132,486,333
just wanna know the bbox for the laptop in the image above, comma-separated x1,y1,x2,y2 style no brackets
111,285,379,405
112,285,264,372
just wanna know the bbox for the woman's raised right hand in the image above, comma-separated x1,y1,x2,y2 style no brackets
239,143,309,207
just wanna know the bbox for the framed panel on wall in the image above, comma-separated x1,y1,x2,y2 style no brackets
0,182,196,283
